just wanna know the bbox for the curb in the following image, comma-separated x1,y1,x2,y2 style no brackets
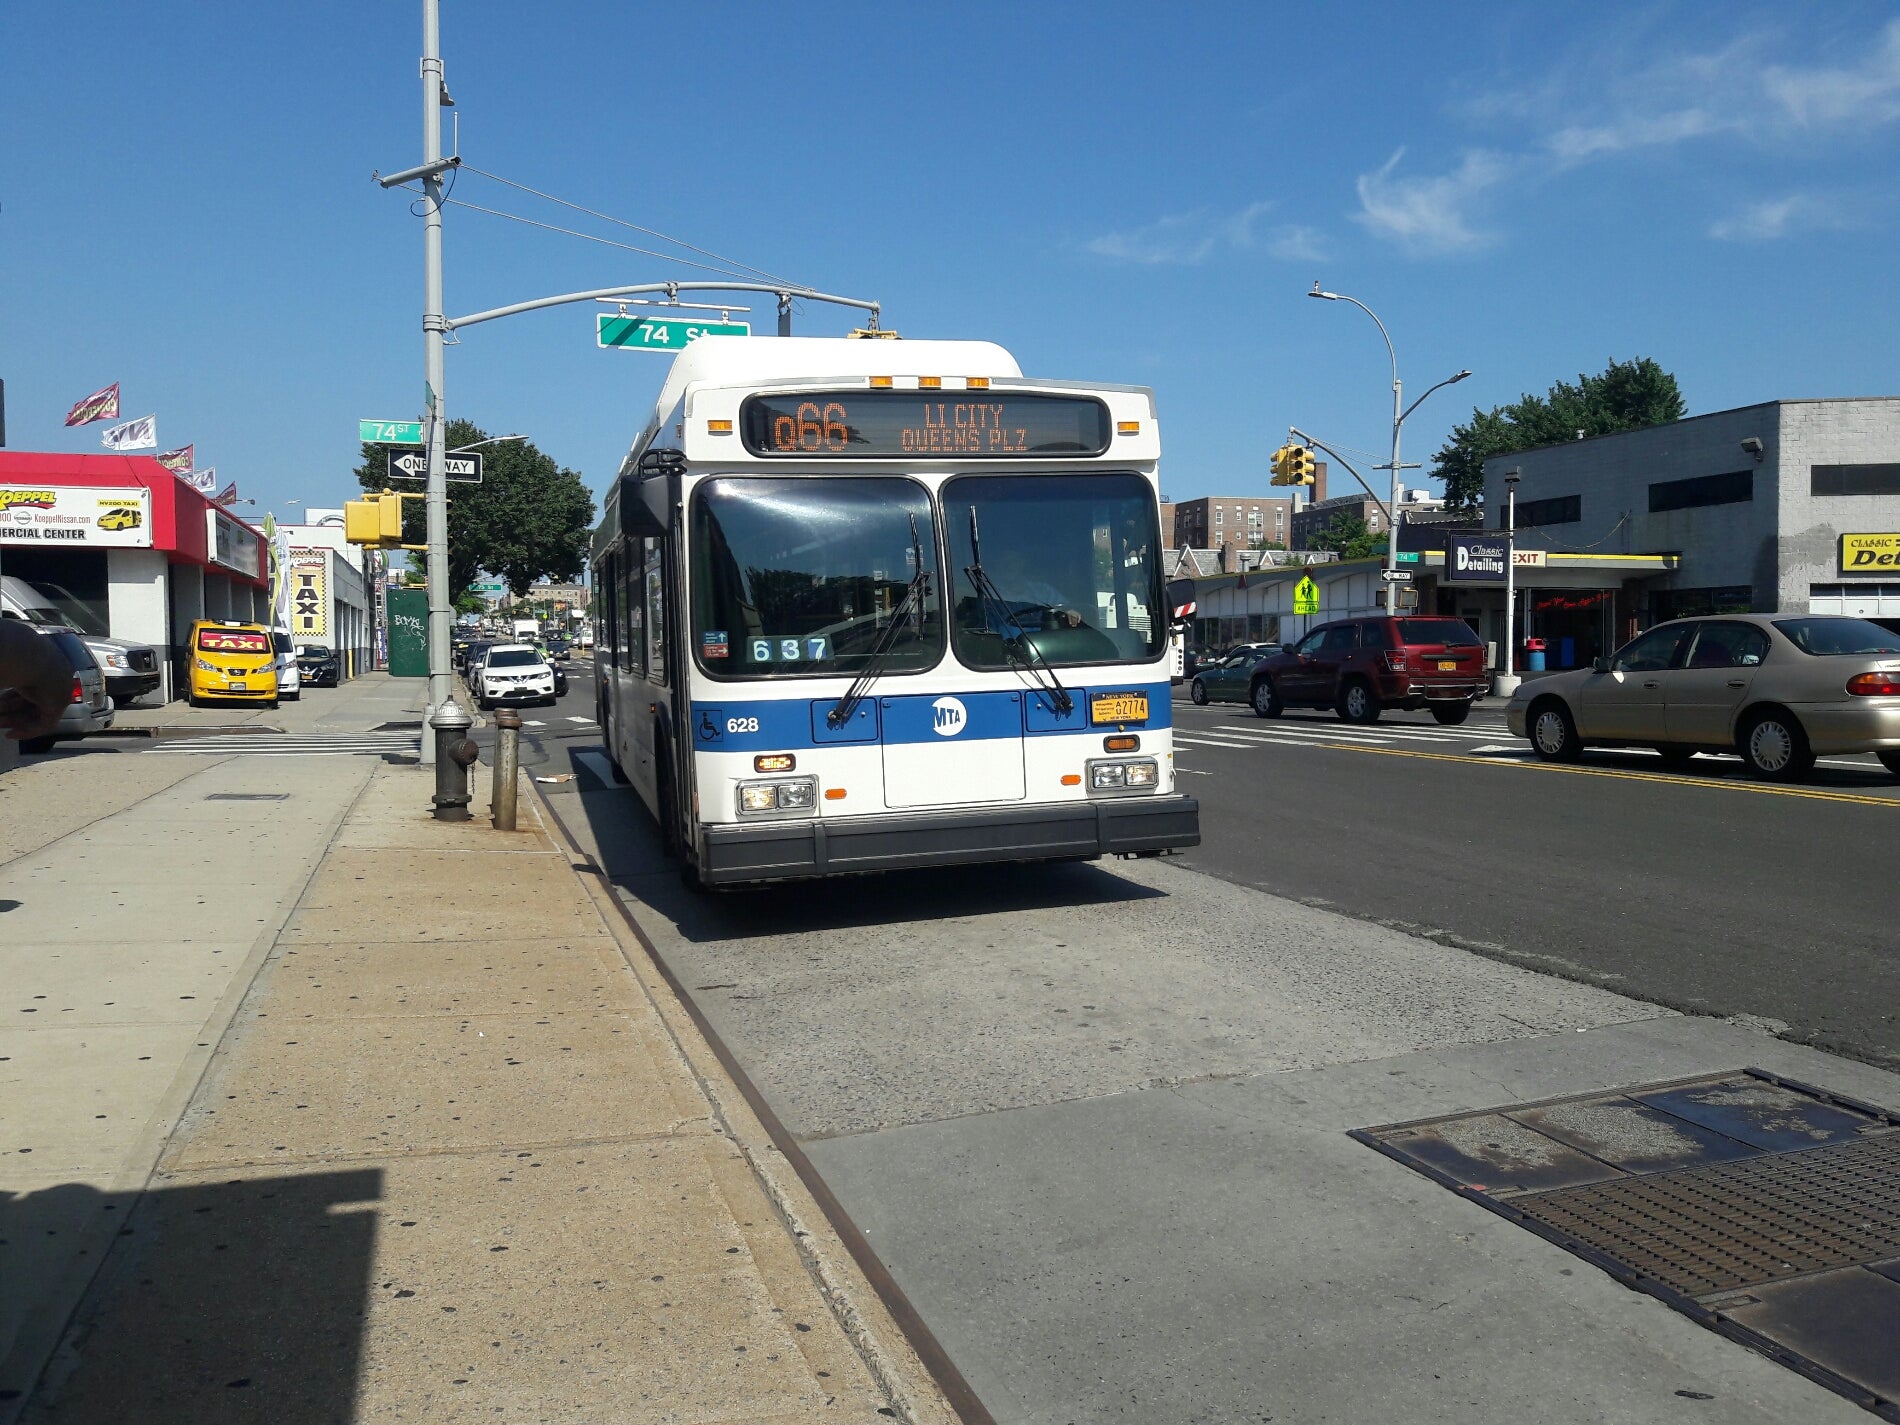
93,724,288,740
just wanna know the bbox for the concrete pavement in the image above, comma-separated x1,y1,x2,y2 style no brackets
2,677,957,1424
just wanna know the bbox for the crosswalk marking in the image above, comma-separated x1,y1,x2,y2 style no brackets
146,731,420,757
567,716,596,725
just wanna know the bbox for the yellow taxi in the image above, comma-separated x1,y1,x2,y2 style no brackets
187,620,279,708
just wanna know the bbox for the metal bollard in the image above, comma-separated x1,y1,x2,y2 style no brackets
430,700,477,821
491,707,520,831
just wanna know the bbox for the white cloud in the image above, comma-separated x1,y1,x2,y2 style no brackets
1352,148,1507,255
1087,201,1275,265
1708,194,1855,241
1546,107,1733,162
1266,225,1329,262
1762,19,1900,127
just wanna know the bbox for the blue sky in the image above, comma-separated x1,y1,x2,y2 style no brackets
4,2,1898,527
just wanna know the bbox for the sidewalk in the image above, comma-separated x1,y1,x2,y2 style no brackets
104,670,432,738
1,739,957,1421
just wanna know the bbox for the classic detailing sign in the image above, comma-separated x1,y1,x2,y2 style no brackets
1841,532,1900,575
206,508,262,575
289,550,328,638
740,391,1110,459
1445,534,1509,582
0,486,153,548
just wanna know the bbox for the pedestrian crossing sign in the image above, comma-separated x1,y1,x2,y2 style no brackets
1294,574,1320,615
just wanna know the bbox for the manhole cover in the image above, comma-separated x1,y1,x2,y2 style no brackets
1355,1069,1900,1419
204,793,291,801
372,721,423,731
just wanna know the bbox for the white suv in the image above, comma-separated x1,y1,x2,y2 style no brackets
477,643,556,710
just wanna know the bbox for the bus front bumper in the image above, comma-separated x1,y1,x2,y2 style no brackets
696,795,1200,885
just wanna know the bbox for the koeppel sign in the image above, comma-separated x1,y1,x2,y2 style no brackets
1444,534,1509,582
0,486,152,548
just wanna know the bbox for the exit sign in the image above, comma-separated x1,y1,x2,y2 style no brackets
597,314,749,352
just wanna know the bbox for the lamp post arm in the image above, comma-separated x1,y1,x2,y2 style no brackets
1326,293,1398,392
1287,428,1394,527
1398,370,1471,428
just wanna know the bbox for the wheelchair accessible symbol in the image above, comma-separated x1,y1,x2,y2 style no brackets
697,708,724,743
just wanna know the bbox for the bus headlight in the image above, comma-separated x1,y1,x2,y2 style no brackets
737,777,819,816
1086,758,1159,795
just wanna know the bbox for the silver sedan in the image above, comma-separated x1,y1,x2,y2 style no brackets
1506,613,1900,781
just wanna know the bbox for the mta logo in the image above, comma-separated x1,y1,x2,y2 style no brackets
930,696,967,737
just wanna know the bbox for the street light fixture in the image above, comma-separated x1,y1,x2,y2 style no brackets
1308,282,1471,612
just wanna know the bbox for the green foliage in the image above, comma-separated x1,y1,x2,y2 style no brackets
1307,511,1387,561
1431,357,1686,511
353,421,596,600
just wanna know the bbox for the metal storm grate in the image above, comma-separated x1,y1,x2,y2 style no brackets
1514,1134,1900,1296
1355,1070,1900,1420
203,792,291,801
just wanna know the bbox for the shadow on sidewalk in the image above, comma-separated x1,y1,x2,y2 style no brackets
7,1170,379,1424
556,747,1169,946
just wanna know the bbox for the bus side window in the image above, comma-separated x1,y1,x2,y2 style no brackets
625,541,646,675
645,541,666,684
600,552,618,671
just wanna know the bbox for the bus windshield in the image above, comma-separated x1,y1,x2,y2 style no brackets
690,477,943,678
944,473,1163,669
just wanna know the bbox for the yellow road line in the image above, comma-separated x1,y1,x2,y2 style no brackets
1303,739,1900,808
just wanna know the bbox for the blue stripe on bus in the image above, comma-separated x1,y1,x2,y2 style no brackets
689,681,1169,753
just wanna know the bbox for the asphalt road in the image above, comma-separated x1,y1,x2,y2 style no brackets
1170,693,1900,1068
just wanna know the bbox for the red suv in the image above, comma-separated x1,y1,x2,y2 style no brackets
1248,616,1488,724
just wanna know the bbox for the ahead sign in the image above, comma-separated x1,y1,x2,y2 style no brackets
386,449,482,484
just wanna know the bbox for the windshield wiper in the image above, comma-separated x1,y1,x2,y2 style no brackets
828,514,931,729
964,508,1073,717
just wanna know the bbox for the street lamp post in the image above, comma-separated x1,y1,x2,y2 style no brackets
1307,283,1468,613
1497,467,1521,697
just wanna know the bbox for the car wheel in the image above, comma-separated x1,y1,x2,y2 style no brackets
268,698,279,711
1529,698,1583,762
1251,676,1283,719
1878,750,1900,778
1430,703,1470,726
19,736,54,755
1336,678,1381,724
1739,709,1815,782
1655,746,1697,770
1190,678,1209,705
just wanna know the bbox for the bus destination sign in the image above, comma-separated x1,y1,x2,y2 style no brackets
741,390,1110,459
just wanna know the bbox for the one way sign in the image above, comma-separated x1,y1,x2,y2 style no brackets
386,449,482,484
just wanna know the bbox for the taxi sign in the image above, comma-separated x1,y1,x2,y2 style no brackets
1089,690,1150,725
1293,574,1320,615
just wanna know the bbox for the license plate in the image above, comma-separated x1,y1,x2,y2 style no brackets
1090,691,1149,724
1437,660,1458,671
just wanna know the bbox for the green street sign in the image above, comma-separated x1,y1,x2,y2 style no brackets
1293,574,1320,615
361,419,423,445
1396,551,1420,564
598,313,749,352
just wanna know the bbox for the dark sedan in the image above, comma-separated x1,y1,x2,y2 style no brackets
296,645,341,687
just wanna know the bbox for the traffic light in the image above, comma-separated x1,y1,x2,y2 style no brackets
1269,445,1294,485
344,489,425,549
1289,446,1316,485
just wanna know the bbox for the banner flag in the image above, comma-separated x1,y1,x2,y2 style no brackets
101,414,157,450
185,466,217,493
64,383,121,426
214,482,239,506
156,445,195,474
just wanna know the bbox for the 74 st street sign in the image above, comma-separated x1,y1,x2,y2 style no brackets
598,313,749,351
386,449,482,484
360,419,424,445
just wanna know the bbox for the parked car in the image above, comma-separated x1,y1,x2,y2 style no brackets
476,643,556,709
1507,613,1900,781
296,644,341,688
18,626,114,753
1187,645,1277,705
271,630,301,701
463,641,497,691
1250,617,1488,724
2,575,161,706
186,620,278,709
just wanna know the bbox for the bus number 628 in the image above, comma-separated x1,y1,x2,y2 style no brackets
726,716,760,734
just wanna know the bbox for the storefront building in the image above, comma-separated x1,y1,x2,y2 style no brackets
278,516,372,677
0,452,267,701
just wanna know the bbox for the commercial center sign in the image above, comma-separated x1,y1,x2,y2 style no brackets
1841,532,1900,575
0,486,152,547
207,508,262,576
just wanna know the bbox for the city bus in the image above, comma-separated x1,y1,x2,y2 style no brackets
590,335,1198,886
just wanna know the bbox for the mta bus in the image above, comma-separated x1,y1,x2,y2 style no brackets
590,336,1198,885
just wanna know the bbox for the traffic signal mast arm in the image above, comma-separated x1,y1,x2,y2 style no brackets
1285,428,1392,526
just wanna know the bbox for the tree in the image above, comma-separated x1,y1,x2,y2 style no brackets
1307,511,1386,561
352,420,595,600
1431,357,1686,511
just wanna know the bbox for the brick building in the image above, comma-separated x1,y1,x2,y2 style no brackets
1291,491,1388,551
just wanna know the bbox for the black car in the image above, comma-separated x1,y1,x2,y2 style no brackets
296,644,341,687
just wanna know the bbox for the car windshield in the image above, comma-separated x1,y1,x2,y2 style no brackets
691,476,942,678
45,629,94,669
1771,618,1900,656
1396,618,1482,647
487,648,541,668
944,472,1162,670
298,646,331,659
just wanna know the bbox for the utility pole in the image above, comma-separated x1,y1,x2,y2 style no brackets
1497,467,1521,697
